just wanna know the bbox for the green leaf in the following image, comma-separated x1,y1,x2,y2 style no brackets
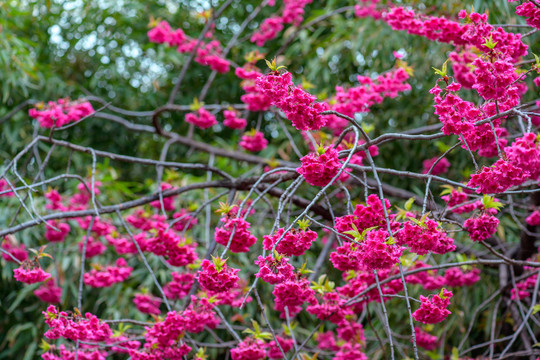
404,197,415,211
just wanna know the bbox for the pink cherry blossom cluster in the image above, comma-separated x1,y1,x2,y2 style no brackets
335,194,397,236
382,7,527,60
338,267,404,311
328,68,411,134
83,258,133,288
422,157,451,175
406,263,481,291
256,71,330,131
1,236,28,263
415,327,439,350
467,158,529,194
197,258,240,293
185,107,218,129
250,0,313,46
42,345,108,360
43,305,113,342
14,261,52,284
0,178,14,197
29,98,94,128
133,293,162,315
263,226,317,256
412,289,453,324
215,216,258,253
255,254,295,284
315,321,367,358
307,291,353,324
231,337,267,360
504,132,540,181
526,210,540,226
223,109,247,129
511,270,539,300
395,216,456,255
172,208,198,231
236,64,273,112
79,236,106,258
509,1,540,29
147,229,198,266
273,276,316,318
163,271,195,300
45,220,71,242
464,213,500,241
297,146,342,187
431,82,510,159
441,188,478,214
359,229,404,271
239,130,269,152
34,279,63,304
130,310,192,359
355,0,383,20
449,47,477,89
148,21,230,73
150,183,178,211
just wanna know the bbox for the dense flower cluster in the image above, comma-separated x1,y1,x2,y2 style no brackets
297,146,342,186
150,183,177,211
467,159,529,194
239,130,268,152
185,108,218,129
329,68,411,134
464,214,500,241
262,226,317,256
133,293,161,315
45,221,71,243
14,262,51,284
254,254,295,284
182,296,220,333
34,280,62,303
130,310,191,359
197,258,240,293
273,276,316,318
449,47,477,88
43,305,113,342
441,188,478,214
444,267,481,287
147,229,198,266
415,327,439,350
335,194,396,236
395,216,456,255
172,208,198,231
256,71,329,131
422,157,450,175
510,1,540,29
29,99,94,128
504,132,540,181
413,289,453,324
307,291,353,324
231,337,266,360
215,216,258,253
83,258,132,288
148,20,230,73
526,210,540,226
511,271,538,300
223,109,247,129
1,237,28,263
359,229,404,271
250,0,313,46
164,271,195,300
